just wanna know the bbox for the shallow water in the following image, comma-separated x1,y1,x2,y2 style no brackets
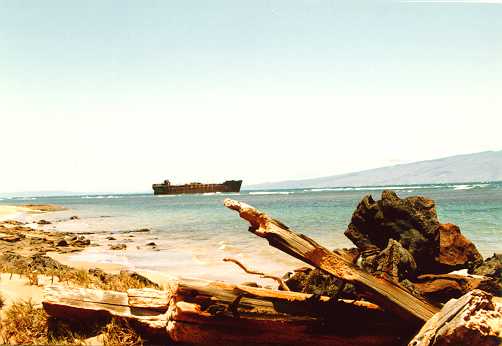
1,182,501,284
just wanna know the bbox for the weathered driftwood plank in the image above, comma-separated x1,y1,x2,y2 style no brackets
173,276,383,317
43,285,170,334
167,299,403,345
409,289,502,346
127,287,169,311
44,279,409,345
224,198,439,323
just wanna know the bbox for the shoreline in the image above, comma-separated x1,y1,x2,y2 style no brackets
0,205,183,297
0,194,501,345
0,204,66,220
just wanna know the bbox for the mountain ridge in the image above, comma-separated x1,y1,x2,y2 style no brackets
247,150,502,190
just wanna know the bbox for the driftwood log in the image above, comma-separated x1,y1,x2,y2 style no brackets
409,289,502,346
167,277,406,345
224,198,439,323
170,276,384,317
43,285,169,334
43,277,410,345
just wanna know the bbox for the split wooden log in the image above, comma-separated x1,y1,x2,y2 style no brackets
43,285,170,334
167,277,406,345
171,276,384,317
224,198,439,323
409,289,502,346
43,278,412,345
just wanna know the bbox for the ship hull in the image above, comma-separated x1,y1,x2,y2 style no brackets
152,180,242,195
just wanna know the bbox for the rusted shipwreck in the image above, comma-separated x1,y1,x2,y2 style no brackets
152,179,242,195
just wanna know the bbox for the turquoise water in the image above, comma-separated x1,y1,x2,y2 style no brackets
1,182,501,283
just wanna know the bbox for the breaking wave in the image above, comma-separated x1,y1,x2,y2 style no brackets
81,195,122,199
304,183,491,192
452,183,489,191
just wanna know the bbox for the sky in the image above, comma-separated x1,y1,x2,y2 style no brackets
1,0,501,193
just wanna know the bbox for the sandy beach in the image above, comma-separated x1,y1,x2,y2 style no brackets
0,204,180,298
0,204,66,220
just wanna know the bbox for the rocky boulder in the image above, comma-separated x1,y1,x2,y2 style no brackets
470,254,502,296
109,243,127,250
345,190,482,274
435,223,483,272
37,219,51,225
361,239,417,281
285,267,359,299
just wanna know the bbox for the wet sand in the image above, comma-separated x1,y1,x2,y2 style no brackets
0,204,66,220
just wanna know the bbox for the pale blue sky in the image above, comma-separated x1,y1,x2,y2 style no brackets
1,1,501,192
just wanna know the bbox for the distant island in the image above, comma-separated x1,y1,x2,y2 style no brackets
247,150,502,190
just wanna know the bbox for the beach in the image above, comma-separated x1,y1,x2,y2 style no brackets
0,187,501,345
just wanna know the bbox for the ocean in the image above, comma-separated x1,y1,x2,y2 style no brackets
1,182,501,283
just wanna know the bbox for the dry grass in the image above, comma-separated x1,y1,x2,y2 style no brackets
0,300,147,345
102,318,143,346
0,254,158,292
0,254,156,345
0,300,49,345
54,268,158,292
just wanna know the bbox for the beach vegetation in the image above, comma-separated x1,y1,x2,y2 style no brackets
0,300,147,345
0,299,53,345
102,317,143,346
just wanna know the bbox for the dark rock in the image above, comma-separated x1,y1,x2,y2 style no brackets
435,223,483,272
37,219,51,225
285,268,358,299
109,243,127,250
56,239,69,247
106,236,116,240
29,254,69,272
120,270,160,289
345,190,481,274
470,253,502,296
69,215,80,220
120,228,151,234
72,239,91,247
361,239,417,281
146,242,157,246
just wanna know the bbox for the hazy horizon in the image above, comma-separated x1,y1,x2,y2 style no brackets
2,1,501,193
1,149,501,196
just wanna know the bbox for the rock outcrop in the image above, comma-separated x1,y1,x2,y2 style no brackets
109,243,127,250
361,239,417,281
435,223,483,272
470,253,502,296
345,190,482,276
